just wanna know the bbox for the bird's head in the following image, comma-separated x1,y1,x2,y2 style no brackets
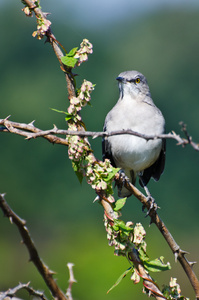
116,70,151,100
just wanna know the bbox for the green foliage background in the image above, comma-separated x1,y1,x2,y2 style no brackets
0,2,199,299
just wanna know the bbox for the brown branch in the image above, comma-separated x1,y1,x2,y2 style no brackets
2,113,199,298
101,197,165,299
128,250,166,299
15,1,199,299
0,117,68,146
114,173,199,299
0,194,67,300
1,117,199,150
0,282,48,300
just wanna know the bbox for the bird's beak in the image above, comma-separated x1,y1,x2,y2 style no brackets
116,76,124,82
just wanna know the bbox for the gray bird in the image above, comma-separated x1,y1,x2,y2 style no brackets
102,70,166,198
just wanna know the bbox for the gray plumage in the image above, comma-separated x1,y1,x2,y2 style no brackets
102,70,166,197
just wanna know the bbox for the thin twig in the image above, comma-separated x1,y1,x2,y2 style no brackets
0,282,48,300
66,263,77,300
0,194,67,300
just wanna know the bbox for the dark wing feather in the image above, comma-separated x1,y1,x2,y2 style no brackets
102,125,116,167
139,138,166,187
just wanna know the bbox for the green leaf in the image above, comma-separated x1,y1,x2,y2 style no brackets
114,198,127,211
113,220,133,232
65,113,73,121
75,171,83,184
51,108,73,121
51,108,67,114
107,267,133,293
143,257,171,272
67,47,78,57
103,167,120,182
61,56,78,68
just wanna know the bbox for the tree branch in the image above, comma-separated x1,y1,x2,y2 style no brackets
4,1,197,299
0,117,198,150
0,282,48,300
0,194,67,300
114,173,199,299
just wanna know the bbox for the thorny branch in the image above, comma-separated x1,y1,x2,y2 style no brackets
0,118,198,151
1,0,198,299
0,194,67,300
66,263,77,300
0,282,48,300
115,173,199,299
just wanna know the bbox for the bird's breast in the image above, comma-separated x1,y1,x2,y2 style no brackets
105,99,165,172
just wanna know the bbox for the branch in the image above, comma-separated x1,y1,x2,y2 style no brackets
0,282,48,300
66,263,77,300
21,0,76,99
0,117,198,150
0,194,67,300
13,1,199,299
128,250,166,299
114,173,199,299
0,117,68,146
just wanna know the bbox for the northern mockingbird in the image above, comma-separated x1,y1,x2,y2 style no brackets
102,70,166,198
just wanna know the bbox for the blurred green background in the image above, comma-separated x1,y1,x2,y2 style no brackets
0,1,199,299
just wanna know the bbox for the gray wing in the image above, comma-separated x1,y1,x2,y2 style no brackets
102,124,116,167
139,138,166,186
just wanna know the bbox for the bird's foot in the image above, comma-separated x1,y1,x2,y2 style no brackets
117,169,128,188
140,184,159,216
143,196,158,217
116,170,131,197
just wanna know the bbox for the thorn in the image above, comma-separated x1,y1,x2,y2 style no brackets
25,135,33,140
49,269,57,275
53,124,58,130
28,120,35,126
149,217,154,226
72,72,79,77
43,12,51,17
189,261,197,267
180,249,190,256
5,115,11,120
9,216,13,224
93,195,100,203
174,252,178,262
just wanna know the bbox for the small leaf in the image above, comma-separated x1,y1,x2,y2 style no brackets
107,267,133,293
61,56,78,68
114,198,127,211
51,108,73,121
75,171,83,184
114,220,133,232
103,167,120,182
143,257,171,272
67,47,78,57
51,108,67,114
65,113,73,121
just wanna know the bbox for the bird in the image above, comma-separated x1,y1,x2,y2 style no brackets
102,70,166,198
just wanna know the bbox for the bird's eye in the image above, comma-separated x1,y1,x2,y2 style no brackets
135,78,140,84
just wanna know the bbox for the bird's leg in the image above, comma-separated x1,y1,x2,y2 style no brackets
138,175,157,215
116,169,129,197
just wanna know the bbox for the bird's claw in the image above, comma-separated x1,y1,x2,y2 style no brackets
143,196,158,217
116,170,128,195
